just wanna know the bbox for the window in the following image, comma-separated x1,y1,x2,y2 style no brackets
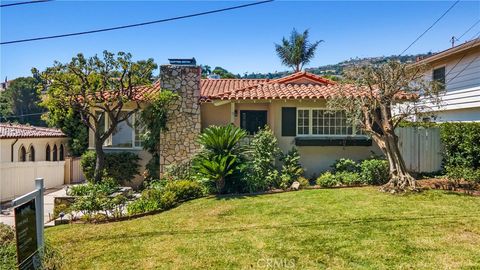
97,111,144,148
53,145,58,161
296,108,361,136
433,67,445,90
29,145,35,161
240,110,267,135
59,144,64,161
19,146,26,162
297,109,310,135
46,144,51,161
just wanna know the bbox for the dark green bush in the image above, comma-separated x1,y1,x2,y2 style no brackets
81,151,140,183
446,166,480,184
335,171,363,186
332,158,360,173
441,123,480,183
279,147,304,189
360,159,389,185
316,172,338,187
246,126,281,192
193,125,247,194
164,180,204,202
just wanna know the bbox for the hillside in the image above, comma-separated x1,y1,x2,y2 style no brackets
239,53,433,79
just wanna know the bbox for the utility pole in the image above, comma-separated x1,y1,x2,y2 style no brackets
451,36,456,47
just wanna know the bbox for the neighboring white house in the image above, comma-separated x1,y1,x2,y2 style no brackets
415,38,480,122
0,123,68,202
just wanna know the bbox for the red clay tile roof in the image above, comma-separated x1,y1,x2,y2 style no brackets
0,123,66,139
134,71,413,102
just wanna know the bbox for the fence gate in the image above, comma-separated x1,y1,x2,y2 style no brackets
64,157,86,184
396,127,443,173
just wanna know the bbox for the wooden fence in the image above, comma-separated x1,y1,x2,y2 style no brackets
64,157,85,184
396,127,443,173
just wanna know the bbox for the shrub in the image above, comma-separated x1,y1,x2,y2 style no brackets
246,126,281,192
316,172,338,187
81,151,140,183
332,158,360,173
279,147,304,189
440,123,480,184
164,180,204,201
446,166,480,184
335,171,363,186
127,198,160,215
360,158,389,185
193,125,247,194
164,159,195,181
159,190,177,210
297,176,310,188
67,177,119,196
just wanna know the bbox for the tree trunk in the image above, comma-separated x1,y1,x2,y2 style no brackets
217,176,226,194
94,139,106,183
378,131,417,193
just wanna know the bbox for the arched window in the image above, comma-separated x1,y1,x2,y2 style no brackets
46,144,51,161
19,146,26,162
59,144,64,161
53,145,58,161
29,145,35,161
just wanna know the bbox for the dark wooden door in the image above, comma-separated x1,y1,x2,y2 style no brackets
240,110,267,134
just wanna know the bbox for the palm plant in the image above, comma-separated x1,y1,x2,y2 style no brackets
275,29,323,72
194,125,247,193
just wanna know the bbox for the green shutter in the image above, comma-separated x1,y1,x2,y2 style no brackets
282,107,296,136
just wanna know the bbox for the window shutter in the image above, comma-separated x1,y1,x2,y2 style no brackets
282,107,297,136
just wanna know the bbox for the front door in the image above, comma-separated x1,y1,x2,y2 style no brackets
240,110,267,135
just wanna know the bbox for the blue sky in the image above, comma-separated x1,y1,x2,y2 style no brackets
1,1,479,79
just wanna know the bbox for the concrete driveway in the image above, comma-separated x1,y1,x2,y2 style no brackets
0,185,67,227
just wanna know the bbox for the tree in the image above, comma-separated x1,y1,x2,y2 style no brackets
201,65,212,77
212,67,237,79
327,60,441,192
35,51,157,182
275,29,323,72
0,77,45,126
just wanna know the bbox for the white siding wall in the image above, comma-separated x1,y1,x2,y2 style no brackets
423,48,480,121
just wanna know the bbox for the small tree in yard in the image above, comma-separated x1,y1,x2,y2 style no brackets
36,51,157,182
327,60,441,192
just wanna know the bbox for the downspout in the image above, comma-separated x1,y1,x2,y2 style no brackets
11,138,18,162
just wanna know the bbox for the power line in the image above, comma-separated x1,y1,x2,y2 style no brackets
399,0,460,56
0,0,53,8
455,19,480,42
1,0,274,45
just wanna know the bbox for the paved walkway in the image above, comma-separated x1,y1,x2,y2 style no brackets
0,185,68,227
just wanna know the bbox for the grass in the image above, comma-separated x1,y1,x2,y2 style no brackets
46,187,480,269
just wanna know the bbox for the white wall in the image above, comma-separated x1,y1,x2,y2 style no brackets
0,161,65,202
1,137,69,163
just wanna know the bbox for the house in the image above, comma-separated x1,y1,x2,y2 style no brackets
414,38,480,122
0,123,68,202
90,60,385,185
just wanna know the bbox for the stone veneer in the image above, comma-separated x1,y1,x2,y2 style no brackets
159,64,202,175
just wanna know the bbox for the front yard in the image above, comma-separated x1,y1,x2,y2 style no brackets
47,187,480,269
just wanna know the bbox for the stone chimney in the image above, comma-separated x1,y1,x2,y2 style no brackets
159,62,201,175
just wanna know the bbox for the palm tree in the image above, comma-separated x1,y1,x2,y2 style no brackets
275,29,323,72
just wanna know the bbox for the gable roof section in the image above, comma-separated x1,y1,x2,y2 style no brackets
134,71,409,102
0,123,66,139
414,38,480,65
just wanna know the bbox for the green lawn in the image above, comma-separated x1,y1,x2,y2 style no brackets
47,187,480,269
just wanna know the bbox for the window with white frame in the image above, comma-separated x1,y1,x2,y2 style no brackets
96,111,144,148
297,108,362,136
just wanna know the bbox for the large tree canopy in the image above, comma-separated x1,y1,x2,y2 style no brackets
327,60,442,192
275,29,323,72
0,76,45,126
35,51,157,182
